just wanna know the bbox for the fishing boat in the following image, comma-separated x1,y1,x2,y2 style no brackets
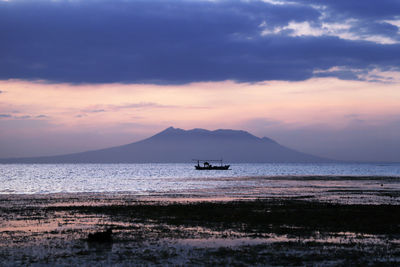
194,159,230,170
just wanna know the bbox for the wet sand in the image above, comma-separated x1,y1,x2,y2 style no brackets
1,192,400,266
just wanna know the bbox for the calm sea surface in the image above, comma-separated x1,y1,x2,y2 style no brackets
1,163,400,203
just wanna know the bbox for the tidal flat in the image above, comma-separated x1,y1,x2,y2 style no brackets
0,194,399,266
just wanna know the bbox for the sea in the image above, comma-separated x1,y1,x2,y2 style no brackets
1,163,400,204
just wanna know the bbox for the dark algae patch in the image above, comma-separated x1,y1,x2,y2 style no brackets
46,199,400,235
0,195,399,266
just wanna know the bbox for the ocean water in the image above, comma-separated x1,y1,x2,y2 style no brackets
1,163,400,203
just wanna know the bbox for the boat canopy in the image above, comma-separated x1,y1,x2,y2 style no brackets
193,159,225,165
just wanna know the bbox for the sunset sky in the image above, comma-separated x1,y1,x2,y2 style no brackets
1,0,400,161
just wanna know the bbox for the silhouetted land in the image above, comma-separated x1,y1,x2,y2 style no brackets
0,194,399,266
0,127,330,163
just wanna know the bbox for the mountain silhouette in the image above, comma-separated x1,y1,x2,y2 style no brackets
0,127,331,163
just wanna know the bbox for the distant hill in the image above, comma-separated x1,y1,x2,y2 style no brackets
0,127,332,163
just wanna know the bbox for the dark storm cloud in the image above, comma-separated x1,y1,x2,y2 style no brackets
0,0,399,84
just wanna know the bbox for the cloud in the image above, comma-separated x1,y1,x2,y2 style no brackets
313,66,364,81
1,0,399,84
86,109,106,113
82,102,204,114
261,20,399,44
298,0,400,19
0,113,49,119
109,102,178,111
35,114,49,118
82,102,177,114
112,102,208,110
14,115,31,119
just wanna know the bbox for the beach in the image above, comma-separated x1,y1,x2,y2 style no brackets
1,187,399,266
3,0,400,265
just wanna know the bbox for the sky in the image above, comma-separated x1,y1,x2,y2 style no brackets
1,0,400,162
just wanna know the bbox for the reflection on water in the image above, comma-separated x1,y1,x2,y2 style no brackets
0,163,400,204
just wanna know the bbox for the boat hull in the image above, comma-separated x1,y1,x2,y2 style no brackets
195,165,230,170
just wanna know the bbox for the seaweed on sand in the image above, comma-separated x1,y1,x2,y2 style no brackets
47,199,400,235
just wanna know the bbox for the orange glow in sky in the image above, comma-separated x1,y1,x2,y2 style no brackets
1,77,399,128
1,75,400,160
